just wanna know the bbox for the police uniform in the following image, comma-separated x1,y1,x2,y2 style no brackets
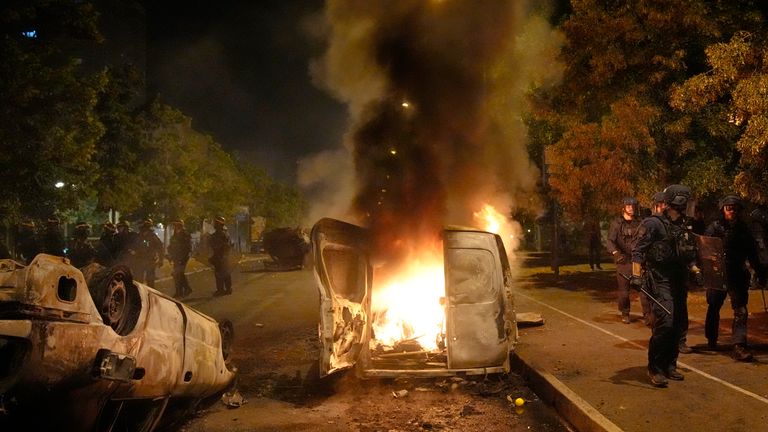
168,221,192,298
631,185,698,387
41,218,65,256
67,222,95,268
209,217,232,296
133,220,164,287
16,222,39,264
95,222,119,267
704,196,766,361
606,198,649,324
114,221,138,267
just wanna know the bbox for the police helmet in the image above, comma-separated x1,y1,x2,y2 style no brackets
622,197,638,207
20,220,36,229
140,218,153,229
663,184,691,209
47,217,60,225
117,220,130,229
171,219,185,227
103,222,117,233
74,222,90,237
718,194,743,211
214,216,226,225
652,192,665,205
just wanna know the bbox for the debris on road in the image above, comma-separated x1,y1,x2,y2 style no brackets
392,389,409,398
221,390,247,408
516,312,545,327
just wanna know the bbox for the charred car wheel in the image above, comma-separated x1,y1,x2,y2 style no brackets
219,320,234,361
88,265,141,336
103,275,127,331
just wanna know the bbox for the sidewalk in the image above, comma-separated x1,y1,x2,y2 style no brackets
510,256,768,431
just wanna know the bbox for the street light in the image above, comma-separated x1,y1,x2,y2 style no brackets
54,181,65,189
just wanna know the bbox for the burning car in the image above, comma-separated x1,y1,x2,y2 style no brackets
312,218,518,378
0,254,236,431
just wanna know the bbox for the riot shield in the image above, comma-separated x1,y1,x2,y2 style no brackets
749,219,768,267
695,234,726,291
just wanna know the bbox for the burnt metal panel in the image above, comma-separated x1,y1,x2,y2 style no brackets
311,218,371,377
443,231,509,369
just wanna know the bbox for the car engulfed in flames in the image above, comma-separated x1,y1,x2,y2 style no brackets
0,254,236,431
312,218,518,378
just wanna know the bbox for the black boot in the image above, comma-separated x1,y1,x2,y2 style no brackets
648,370,668,388
665,368,684,381
733,344,754,362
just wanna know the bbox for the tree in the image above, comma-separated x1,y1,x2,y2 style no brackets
671,29,768,203
131,101,251,224
526,0,734,220
91,65,148,214
0,0,105,220
239,160,307,230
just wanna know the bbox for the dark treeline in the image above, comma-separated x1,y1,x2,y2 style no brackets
527,0,768,221
0,0,306,231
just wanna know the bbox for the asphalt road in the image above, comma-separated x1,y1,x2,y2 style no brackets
512,255,768,431
151,261,570,432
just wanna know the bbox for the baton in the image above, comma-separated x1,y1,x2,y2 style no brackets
761,283,767,313
619,273,671,315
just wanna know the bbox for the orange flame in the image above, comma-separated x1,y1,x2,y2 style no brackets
369,203,516,352
473,203,516,254
371,251,445,351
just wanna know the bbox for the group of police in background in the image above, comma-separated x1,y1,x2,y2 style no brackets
10,216,232,299
605,185,767,388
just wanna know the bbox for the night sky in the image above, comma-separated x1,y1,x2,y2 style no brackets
146,0,346,183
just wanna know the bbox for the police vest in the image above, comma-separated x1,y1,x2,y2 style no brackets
647,216,696,266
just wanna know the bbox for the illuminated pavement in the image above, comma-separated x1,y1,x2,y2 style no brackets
512,256,768,431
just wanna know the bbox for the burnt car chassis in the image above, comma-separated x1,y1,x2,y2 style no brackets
0,254,236,431
312,218,518,379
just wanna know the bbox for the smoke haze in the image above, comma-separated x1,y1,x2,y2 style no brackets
305,0,563,263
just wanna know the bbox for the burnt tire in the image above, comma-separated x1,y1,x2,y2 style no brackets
219,319,234,361
88,265,141,336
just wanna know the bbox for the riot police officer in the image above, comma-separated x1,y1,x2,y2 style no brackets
67,222,95,268
168,219,192,298
95,222,118,266
631,185,701,387
133,218,163,287
704,195,766,361
114,220,138,266
209,216,233,296
16,220,39,264
607,197,649,324
41,217,65,256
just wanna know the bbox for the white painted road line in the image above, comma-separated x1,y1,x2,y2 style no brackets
516,290,768,406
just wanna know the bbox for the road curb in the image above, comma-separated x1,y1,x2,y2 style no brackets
510,353,622,432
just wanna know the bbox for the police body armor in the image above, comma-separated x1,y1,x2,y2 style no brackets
620,221,638,250
646,216,697,268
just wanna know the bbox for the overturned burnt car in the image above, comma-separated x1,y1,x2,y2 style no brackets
0,254,236,431
312,218,518,378
262,227,310,270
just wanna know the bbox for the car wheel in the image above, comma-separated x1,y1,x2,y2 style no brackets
102,271,128,332
219,320,234,361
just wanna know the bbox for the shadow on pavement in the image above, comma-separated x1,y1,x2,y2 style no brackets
607,366,655,389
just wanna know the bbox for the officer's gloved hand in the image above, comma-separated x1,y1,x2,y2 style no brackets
629,275,644,291
690,265,704,287
616,254,626,264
